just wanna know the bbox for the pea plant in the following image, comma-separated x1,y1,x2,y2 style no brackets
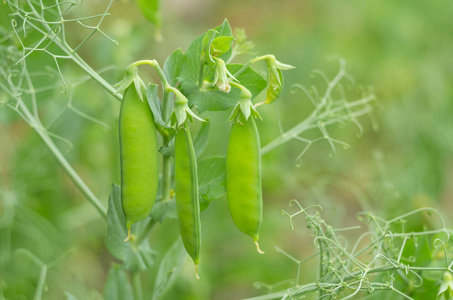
246,202,453,300
4,1,450,300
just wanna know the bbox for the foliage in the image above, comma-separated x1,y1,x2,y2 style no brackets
1,0,450,300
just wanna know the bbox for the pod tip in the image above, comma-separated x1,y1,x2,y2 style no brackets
124,228,131,242
255,241,265,254
195,265,200,280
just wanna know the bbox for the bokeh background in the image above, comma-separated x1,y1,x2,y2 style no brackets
1,0,453,299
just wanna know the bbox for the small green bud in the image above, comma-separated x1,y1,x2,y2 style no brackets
263,55,295,104
228,84,261,122
114,66,145,101
213,57,237,93
171,89,205,127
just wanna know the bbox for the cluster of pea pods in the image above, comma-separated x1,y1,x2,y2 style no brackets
115,26,293,278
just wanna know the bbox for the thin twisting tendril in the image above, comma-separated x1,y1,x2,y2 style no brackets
249,200,453,300
262,57,377,165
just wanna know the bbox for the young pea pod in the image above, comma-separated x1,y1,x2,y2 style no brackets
175,124,201,278
119,84,159,236
226,116,264,253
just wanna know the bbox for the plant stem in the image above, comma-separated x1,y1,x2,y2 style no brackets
1,85,108,219
161,153,173,203
35,128,108,219
33,266,47,300
16,13,121,101
20,1,121,101
6,6,122,219
260,116,314,155
132,271,143,300
160,87,174,204
130,60,170,89
135,219,156,245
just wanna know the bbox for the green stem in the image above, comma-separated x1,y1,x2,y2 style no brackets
229,81,249,93
35,128,108,219
162,92,172,122
250,54,273,64
6,8,113,218
129,60,170,89
16,10,121,102
1,85,108,219
161,153,173,203
135,219,157,245
243,264,445,300
129,60,188,111
33,266,47,300
132,272,143,300
260,115,314,155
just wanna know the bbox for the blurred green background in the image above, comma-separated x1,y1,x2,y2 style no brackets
1,0,453,299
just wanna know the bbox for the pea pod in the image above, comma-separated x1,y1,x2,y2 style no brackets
226,116,264,253
120,85,159,236
175,124,201,278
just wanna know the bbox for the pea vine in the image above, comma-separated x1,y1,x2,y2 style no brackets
0,1,401,300
245,200,453,300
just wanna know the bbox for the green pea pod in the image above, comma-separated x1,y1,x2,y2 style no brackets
175,124,201,278
120,85,159,237
226,116,264,254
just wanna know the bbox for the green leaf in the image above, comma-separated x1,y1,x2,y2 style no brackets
211,36,235,58
216,19,233,38
163,49,184,86
104,264,133,300
193,119,211,157
162,49,184,120
149,198,177,223
136,0,162,40
179,20,232,89
105,184,156,272
146,84,165,127
202,29,218,64
198,157,226,211
228,64,267,98
181,64,266,112
152,239,186,300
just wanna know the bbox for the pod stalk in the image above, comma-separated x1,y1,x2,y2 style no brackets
255,241,265,254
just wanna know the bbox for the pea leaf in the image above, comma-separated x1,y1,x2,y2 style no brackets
104,264,133,300
149,198,177,223
181,64,267,112
198,157,226,211
105,184,157,272
162,49,185,121
193,119,211,157
211,36,235,58
202,29,218,65
179,19,232,88
146,84,165,127
152,239,186,300
163,48,184,86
